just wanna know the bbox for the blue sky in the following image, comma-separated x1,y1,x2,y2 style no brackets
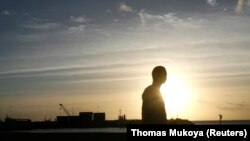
0,0,250,121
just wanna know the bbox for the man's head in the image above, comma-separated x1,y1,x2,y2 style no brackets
152,66,167,84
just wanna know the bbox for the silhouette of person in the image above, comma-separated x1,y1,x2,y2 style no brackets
142,66,167,124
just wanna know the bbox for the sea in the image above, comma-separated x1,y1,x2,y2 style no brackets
13,127,127,133
9,120,250,133
192,120,250,125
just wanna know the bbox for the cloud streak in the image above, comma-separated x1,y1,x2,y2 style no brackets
70,16,87,23
67,24,85,32
236,0,244,13
118,3,133,12
217,102,250,112
207,0,217,7
138,10,145,26
21,23,61,30
68,15,89,33
141,12,201,29
2,10,10,15
0,65,110,78
199,100,250,112
0,62,150,78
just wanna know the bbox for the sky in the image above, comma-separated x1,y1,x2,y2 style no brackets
0,0,250,121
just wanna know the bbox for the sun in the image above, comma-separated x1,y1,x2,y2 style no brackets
160,74,191,119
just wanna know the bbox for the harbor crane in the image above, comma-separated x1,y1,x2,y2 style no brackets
59,104,71,116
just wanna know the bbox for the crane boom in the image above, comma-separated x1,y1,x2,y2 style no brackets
59,104,71,116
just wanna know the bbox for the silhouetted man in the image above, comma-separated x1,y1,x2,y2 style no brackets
142,66,167,124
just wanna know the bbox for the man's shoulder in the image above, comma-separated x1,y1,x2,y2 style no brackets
144,85,153,93
142,85,157,98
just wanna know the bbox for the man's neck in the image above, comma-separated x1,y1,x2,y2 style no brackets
152,82,161,89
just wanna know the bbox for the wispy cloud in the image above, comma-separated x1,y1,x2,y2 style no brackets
217,102,250,111
67,24,85,33
0,66,88,78
138,10,145,26
106,9,112,13
199,100,250,112
2,10,11,15
236,0,245,13
68,15,88,33
198,100,215,105
61,76,146,84
0,62,142,78
113,19,119,22
207,0,217,7
0,62,149,86
195,73,250,81
70,15,87,23
142,12,201,29
118,3,133,12
16,33,50,42
21,23,61,30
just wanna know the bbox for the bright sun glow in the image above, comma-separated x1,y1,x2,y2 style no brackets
160,74,191,119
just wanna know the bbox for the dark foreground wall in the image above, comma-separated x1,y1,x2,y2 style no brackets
1,132,126,141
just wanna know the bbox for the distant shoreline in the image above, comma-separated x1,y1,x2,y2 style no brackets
1,132,126,141
192,120,250,125
1,119,249,132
